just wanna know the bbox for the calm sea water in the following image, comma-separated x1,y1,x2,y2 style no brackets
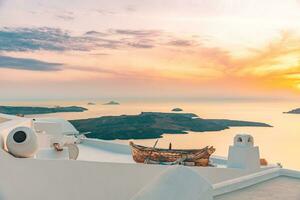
2,100,300,170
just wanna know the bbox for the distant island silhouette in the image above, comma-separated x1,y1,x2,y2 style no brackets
172,108,183,112
103,101,120,105
284,108,300,114
0,106,87,115
70,112,272,140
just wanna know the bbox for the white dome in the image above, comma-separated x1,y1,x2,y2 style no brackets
6,127,38,158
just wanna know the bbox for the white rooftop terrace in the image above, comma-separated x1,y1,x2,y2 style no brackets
77,142,134,163
0,117,10,124
0,114,299,200
215,176,300,200
76,138,281,184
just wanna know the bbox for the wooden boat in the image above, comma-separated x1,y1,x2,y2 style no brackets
129,141,215,166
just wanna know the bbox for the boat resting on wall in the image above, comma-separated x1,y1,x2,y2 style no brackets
129,141,215,166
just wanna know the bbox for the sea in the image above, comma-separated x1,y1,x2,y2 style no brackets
2,99,300,170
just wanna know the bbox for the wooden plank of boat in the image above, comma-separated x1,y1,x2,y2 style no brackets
146,156,187,165
146,157,209,167
129,141,215,166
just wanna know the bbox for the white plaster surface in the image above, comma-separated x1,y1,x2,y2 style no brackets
131,166,213,200
0,117,9,124
194,167,257,184
0,154,168,200
77,143,134,163
215,176,300,200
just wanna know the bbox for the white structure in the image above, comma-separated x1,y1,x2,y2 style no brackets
33,118,79,136
227,134,260,170
6,126,38,158
131,166,213,200
0,114,299,200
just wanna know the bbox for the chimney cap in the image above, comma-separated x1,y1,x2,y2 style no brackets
234,134,254,147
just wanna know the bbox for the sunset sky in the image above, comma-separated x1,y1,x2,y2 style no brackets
1,0,300,100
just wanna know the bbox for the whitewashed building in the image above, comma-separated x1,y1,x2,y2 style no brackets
0,114,299,200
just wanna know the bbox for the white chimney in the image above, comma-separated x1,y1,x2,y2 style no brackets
227,134,260,171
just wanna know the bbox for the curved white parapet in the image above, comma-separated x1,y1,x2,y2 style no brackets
130,165,213,200
6,126,39,158
280,168,300,178
213,167,281,196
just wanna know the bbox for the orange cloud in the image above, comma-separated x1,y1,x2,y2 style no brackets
3,29,300,99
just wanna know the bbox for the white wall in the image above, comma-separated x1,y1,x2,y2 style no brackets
0,155,168,200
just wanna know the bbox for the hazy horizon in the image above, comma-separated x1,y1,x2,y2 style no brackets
1,0,300,99
0,95,298,103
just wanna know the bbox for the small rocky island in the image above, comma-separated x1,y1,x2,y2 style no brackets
283,108,300,114
103,101,120,105
70,112,271,140
0,106,87,115
172,108,183,112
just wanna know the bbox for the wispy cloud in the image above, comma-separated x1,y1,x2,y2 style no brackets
0,27,94,51
186,30,300,92
84,31,107,37
67,66,126,76
112,29,161,37
126,42,154,48
95,9,115,15
120,37,156,49
167,39,197,47
124,5,137,12
0,27,164,52
56,11,75,21
90,53,110,56
0,55,63,71
232,31,300,76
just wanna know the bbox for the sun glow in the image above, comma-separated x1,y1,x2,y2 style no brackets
1,0,300,99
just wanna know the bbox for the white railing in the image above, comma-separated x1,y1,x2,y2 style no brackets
212,167,281,196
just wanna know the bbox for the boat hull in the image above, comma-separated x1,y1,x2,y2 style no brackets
129,142,215,166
